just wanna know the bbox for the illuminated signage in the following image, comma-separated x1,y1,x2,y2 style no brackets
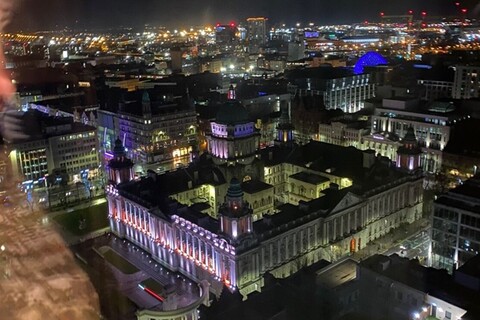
78,81,91,87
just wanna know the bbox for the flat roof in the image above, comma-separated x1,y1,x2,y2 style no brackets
241,180,273,194
316,259,357,289
290,171,330,185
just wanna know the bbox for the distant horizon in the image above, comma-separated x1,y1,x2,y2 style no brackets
6,0,478,32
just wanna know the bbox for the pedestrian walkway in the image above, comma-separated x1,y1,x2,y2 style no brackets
352,217,430,261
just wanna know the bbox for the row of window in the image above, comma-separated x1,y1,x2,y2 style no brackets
62,152,97,161
60,157,98,168
57,138,96,149
59,132,95,141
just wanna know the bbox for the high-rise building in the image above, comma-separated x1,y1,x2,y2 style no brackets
246,17,267,53
453,65,480,99
215,24,238,46
431,175,480,273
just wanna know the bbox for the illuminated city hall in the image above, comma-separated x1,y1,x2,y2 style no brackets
106,94,424,297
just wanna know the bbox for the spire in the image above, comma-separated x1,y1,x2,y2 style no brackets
108,137,134,185
142,91,151,103
219,178,253,244
227,85,236,100
402,126,417,146
275,101,295,146
113,137,125,157
396,126,422,172
142,91,151,116
226,178,244,209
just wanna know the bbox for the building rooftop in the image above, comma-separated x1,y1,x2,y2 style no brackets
4,109,96,144
118,155,226,208
376,99,467,122
286,66,354,80
202,260,330,320
214,100,250,125
241,180,273,194
444,118,480,158
360,254,480,311
449,176,480,200
290,171,329,185
456,254,480,280
316,259,357,290
254,187,354,239
435,196,480,214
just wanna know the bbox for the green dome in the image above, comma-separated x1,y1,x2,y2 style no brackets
215,101,250,125
226,178,243,199
402,126,417,144
113,138,126,157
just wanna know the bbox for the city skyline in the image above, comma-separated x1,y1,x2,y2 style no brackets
3,0,480,319
8,0,478,31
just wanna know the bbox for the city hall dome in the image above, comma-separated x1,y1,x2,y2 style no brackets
215,100,250,125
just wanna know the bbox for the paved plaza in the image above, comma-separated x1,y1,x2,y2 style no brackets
0,189,100,319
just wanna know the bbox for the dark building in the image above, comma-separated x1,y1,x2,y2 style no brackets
216,24,238,46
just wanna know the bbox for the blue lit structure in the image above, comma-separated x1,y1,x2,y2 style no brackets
354,52,387,74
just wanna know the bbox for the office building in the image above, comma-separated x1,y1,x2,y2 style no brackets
453,65,480,99
6,109,99,184
215,24,238,46
357,254,477,320
369,99,465,173
431,175,480,273
246,17,267,53
97,89,197,165
317,121,369,148
418,79,453,101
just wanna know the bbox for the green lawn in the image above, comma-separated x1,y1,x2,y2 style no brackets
103,248,139,274
53,202,109,236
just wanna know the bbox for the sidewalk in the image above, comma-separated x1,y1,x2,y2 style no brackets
352,217,430,261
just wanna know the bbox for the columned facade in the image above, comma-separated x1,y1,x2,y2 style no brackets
107,172,423,297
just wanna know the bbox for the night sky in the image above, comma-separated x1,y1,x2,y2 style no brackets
7,0,480,31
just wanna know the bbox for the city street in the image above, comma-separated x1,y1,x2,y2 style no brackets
352,218,431,265
384,228,430,264
33,178,105,210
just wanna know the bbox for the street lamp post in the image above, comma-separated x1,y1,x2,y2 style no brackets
1,244,10,278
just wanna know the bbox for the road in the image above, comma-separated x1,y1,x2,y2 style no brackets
384,228,431,264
